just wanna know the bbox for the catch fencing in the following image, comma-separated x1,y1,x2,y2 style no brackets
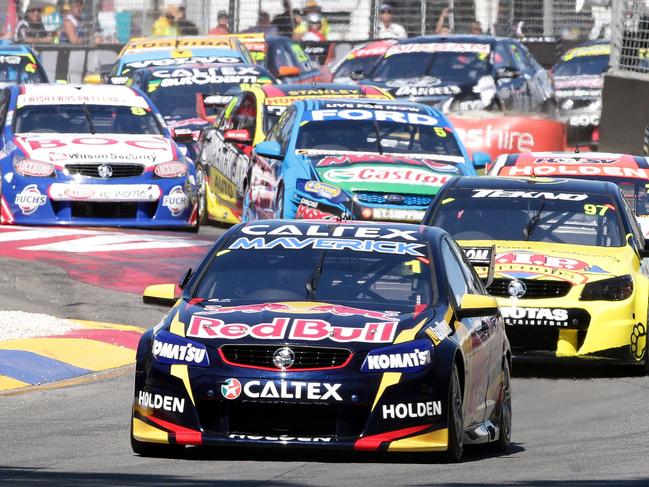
2,1,611,43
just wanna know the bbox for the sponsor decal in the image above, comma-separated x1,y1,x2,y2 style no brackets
308,109,437,126
154,161,187,178
319,101,423,112
394,85,461,97
187,316,397,343
221,379,343,401
425,320,453,345
152,330,209,366
369,208,426,222
386,42,491,57
361,339,432,373
126,38,232,50
554,77,603,89
49,183,161,202
304,180,341,199
15,184,46,215
322,166,450,187
21,136,169,152
137,391,185,413
556,89,600,98
471,189,588,201
561,44,610,60
228,236,425,256
124,56,241,70
228,434,332,443
496,252,589,271
382,401,442,419
463,247,493,265
314,154,461,172
0,55,21,64
501,306,569,327
534,157,617,165
568,114,600,127
152,66,260,79
17,94,149,109
162,186,189,216
504,165,648,179
14,159,53,177
348,42,394,59
240,224,418,240
198,302,399,321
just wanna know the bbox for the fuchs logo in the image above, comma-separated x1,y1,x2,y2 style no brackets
15,184,46,215
162,186,188,216
221,378,242,399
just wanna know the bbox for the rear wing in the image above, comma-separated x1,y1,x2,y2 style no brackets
462,246,496,288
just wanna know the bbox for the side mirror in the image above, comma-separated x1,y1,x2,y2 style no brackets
179,268,193,290
254,140,284,160
143,284,177,306
456,293,499,319
496,67,521,80
224,128,252,144
172,127,194,144
472,151,491,169
278,65,300,78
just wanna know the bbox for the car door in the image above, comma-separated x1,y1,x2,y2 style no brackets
493,42,527,112
441,238,493,426
250,107,297,219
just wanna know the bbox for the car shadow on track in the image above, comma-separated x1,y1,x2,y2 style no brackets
512,361,646,379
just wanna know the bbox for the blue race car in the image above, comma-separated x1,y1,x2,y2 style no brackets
0,43,48,83
245,98,489,222
134,220,511,461
0,84,199,230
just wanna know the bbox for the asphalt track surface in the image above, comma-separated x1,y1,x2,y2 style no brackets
1,226,649,486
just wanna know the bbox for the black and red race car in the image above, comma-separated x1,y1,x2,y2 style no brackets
132,220,511,461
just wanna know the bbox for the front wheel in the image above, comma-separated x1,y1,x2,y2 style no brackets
493,358,512,452
274,185,285,219
445,363,464,462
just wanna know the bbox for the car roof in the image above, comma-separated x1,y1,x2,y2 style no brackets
445,175,617,195
0,44,38,55
296,97,438,113
237,219,445,242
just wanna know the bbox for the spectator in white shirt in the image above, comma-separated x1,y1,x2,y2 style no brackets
377,4,407,39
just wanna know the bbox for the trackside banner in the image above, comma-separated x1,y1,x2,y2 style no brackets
448,115,566,159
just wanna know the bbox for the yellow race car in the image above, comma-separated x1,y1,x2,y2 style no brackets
425,176,649,370
197,83,392,224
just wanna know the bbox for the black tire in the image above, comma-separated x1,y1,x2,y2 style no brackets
493,358,512,452
195,164,208,224
445,363,464,462
275,185,285,219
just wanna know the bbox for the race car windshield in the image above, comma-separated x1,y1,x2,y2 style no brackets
431,188,624,247
296,120,462,156
193,246,432,310
553,56,609,76
0,57,46,83
334,56,383,80
263,106,284,134
148,84,238,121
568,177,649,216
370,51,490,83
14,104,162,135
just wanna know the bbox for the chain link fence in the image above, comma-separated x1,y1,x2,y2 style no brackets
0,0,613,45
609,0,649,74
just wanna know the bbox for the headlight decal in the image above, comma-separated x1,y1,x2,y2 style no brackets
154,161,188,178
580,275,633,301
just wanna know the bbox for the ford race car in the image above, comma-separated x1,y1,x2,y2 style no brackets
133,220,511,461
489,152,649,236
109,35,254,85
0,44,48,83
331,40,397,84
245,99,489,222
198,84,391,224
0,84,198,229
361,35,556,116
424,176,649,369
552,41,609,149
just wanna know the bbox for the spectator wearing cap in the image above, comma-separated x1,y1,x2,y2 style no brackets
377,4,406,39
295,1,329,40
61,0,90,44
209,10,229,35
15,1,52,43
301,11,325,41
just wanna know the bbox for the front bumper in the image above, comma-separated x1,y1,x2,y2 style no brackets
1,172,198,228
132,348,449,452
496,296,646,365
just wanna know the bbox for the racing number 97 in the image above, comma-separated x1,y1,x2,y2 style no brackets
584,203,610,216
